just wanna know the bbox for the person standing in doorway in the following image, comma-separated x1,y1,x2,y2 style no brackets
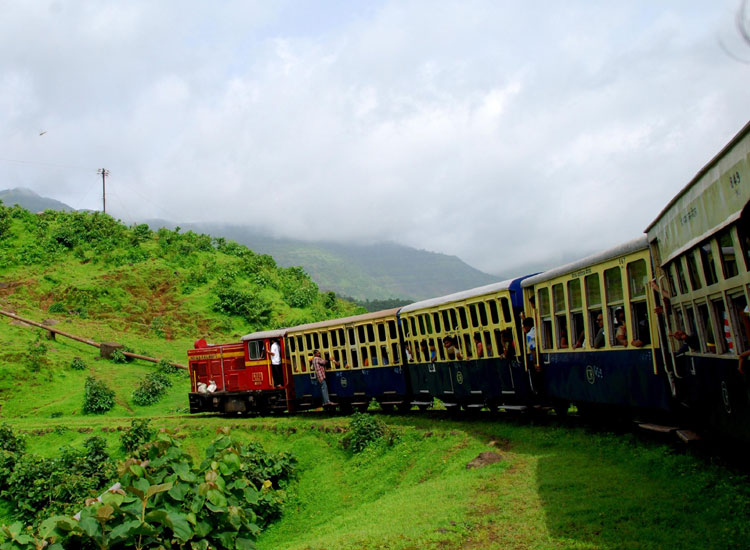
312,349,337,407
270,338,283,388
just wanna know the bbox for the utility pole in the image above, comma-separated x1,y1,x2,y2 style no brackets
97,168,110,213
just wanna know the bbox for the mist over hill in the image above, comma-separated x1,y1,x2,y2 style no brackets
143,221,497,301
0,187,74,213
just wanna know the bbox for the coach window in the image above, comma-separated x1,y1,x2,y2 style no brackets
449,309,459,331
568,279,585,348
718,230,739,280
628,260,651,345
305,334,313,351
367,324,375,342
322,332,329,348
441,310,451,332
247,341,264,360
729,293,750,352
674,260,689,295
314,333,322,349
604,267,625,346
469,304,479,328
388,320,397,340
458,307,469,330
711,298,733,354
288,337,296,353
410,318,418,338
537,287,553,349
330,330,338,347
432,312,442,333
585,274,603,347
348,327,356,347
696,302,717,353
488,300,499,325
500,297,512,323
481,330,493,357
390,342,400,364
740,206,750,270
686,252,703,290
699,243,718,286
552,283,568,348
463,333,474,357
378,323,387,342
685,305,699,339
667,266,679,297
477,302,488,326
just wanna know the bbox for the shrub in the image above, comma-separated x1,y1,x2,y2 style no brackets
26,336,48,372
82,377,115,414
120,418,156,453
132,372,173,406
0,430,297,548
69,357,86,370
157,358,180,376
109,348,128,364
2,436,115,523
212,286,272,325
47,302,66,314
0,425,26,492
341,413,398,453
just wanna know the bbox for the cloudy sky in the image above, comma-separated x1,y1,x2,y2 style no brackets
1,1,749,276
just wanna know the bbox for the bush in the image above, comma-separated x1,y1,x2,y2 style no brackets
47,302,66,314
212,286,272,325
109,348,128,364
341,413,398,453
2,436,115,523
0,430,297,548
69,357,86,370
157,358,180,376
132,372,173,406
120,418,156,453
26,336,48,372
82,377,115,414
0,425,26,492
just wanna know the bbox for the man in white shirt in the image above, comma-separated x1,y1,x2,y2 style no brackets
270,339,283,388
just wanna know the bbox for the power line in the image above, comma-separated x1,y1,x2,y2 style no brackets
0,156,91,171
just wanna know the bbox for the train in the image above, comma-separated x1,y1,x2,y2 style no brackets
187,119,750,443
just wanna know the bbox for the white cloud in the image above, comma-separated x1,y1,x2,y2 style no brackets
0,0,748,276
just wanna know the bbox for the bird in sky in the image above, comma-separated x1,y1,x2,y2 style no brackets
39,131,47,136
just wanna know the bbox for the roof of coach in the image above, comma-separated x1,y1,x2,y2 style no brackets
645,119,750,232
284,308,401,334
399,277,528,314
240,328,288,341
521,235,649,288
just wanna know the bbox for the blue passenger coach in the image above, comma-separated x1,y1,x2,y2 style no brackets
521,237,673,416
398,277,535,411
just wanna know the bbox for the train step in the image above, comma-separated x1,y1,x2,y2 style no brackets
637,423,678,434
411,401,433,406
380,400,406,405
464,403,484,408
500,405,528,411
676,429,701,443
501,390,516,395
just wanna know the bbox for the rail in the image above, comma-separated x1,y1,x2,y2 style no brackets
0,309,187,370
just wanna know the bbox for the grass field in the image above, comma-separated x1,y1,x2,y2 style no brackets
7,401,750,550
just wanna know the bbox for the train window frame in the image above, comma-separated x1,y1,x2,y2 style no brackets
729,292,750,352
604,267,625,347
699,242,719,286
246,341,265,360
585,274,603,348
500,297,512,323
449,308,459,331
537,286,553,350
488,300,500,325
552,283,567,348
718,229,739,280
432,312,442,333
686,251,703,290
696,301,717,354
378,323,387,341
567,279,584,349
711,297,731,354
458,306,469,330
441,310,451,332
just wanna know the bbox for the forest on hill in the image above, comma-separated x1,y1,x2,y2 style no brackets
0,201,361,342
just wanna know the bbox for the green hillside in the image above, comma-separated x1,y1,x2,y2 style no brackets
0,202,361,417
